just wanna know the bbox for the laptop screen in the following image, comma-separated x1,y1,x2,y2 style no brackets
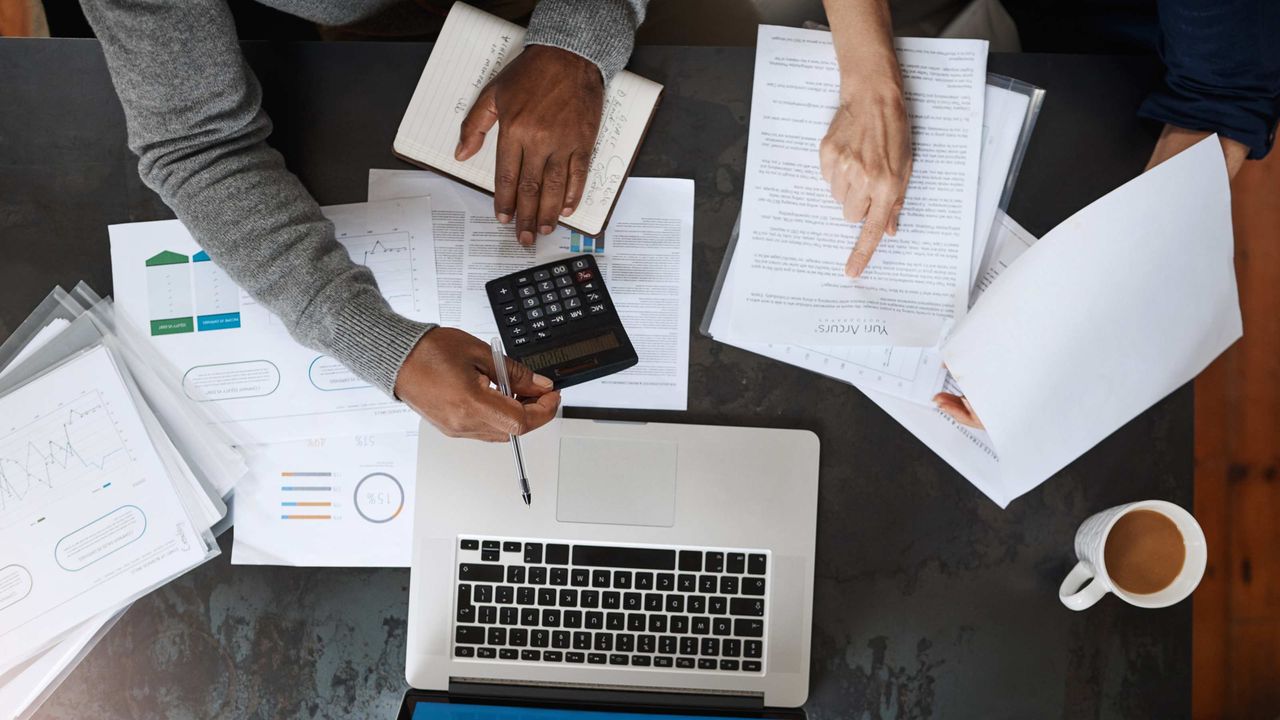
412,704,756,720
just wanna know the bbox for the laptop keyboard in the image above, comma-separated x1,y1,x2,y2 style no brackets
452,537,769,673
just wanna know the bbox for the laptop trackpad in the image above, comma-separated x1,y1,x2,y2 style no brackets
557,436,677,527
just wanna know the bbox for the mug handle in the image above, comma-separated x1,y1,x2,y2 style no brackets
1059,561,1108,611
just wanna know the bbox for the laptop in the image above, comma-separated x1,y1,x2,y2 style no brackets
404,419,820,717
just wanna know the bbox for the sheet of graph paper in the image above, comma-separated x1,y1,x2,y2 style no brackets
109,198,439,444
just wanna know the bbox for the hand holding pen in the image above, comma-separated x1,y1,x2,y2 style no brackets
491,336,545,505
393,328,559,442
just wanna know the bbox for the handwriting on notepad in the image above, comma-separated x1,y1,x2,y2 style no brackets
583,86,631,210
454,33,516,114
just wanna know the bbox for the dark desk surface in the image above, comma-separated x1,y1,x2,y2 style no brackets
1,39,1189,719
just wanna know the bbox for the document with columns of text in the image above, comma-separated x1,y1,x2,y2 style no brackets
726,26,987,347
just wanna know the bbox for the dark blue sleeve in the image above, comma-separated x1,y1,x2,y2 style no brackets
1137,0,1280,159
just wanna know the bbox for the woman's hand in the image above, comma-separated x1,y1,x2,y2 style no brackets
819,89,913,277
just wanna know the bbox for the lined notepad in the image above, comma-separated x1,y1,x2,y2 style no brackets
393,2,664,236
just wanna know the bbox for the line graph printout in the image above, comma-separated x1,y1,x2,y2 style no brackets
231,431,417,567
0,346,209,675
109,198,440,444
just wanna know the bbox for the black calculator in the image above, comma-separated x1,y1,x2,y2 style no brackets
485,254,638,389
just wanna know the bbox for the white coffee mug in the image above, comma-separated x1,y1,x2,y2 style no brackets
1059,499,1207,611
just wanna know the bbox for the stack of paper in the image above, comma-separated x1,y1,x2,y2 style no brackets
707,23,1241,509
105,183,694,570
0,284,243,719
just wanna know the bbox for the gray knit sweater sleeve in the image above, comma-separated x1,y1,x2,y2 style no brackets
525,0,648,82
81,0,645,397
81,0,435,397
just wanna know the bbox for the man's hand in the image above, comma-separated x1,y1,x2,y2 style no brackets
456,44,605,246
819,88,913,278
1146,124,1248,179
394,327,561,442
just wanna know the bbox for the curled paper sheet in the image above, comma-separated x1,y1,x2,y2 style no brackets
943,136,1241,490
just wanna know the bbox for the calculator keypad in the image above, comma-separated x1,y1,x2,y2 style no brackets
488,257,612,350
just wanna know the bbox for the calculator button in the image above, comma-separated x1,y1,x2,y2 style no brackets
580,281,599,291
565,297,582,309
589,303,607,315
504,314,522,326
571,258,591,271
526,307,544,320
541,292,558,304
537,280,555,292
568,309,585,320
510,325,527,336
551,264,569,276
522,297,539,309
559,286,577,298
585,292,602,302
514,273,533,285
533,270,551,282
575,269,594,282
518,285,536,298
490,282,513,299
555,275,573,288
512,336,529,346
534,330,555,341
530,319,548,330
499,301,519,314
544,302,563,314
548,314,566,326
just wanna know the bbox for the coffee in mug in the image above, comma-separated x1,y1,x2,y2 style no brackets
1059,500,1206,610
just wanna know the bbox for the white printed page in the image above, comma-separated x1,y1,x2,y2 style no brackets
944,136,1241,486
0,347,210,675
108,198,439,444
231,432,418,568
369,170,693,411
392,2,663,236
969,83,1032,291
726,27,987,347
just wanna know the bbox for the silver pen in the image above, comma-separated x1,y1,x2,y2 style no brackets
490,337,532,506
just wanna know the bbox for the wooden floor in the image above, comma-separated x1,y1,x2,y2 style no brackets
1193,148,1280,719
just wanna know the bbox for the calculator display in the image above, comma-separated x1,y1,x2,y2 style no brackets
521,332,620,371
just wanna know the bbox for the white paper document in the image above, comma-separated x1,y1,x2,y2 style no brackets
368,170,694,411
725,27,988,347
860,210,1033,506
0,347,211,675
231,431,418,568
109,198,439,444
944,136,1241,488
970,82,1032,291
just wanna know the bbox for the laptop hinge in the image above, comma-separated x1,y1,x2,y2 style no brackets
448,679,766,712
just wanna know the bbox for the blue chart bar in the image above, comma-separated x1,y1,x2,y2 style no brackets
281,486,331,492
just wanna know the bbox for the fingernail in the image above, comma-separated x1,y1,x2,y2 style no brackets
538,224,553,235
533,374,553,388
454,142,464,160
497,212,511,224
561,206,574,216
519,230,534,245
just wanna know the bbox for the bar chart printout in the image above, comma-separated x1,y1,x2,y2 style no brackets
231,432,417,567
145,250,193,336
192,250,242,332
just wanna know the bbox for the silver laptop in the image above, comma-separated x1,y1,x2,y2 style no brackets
406,418,820,713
